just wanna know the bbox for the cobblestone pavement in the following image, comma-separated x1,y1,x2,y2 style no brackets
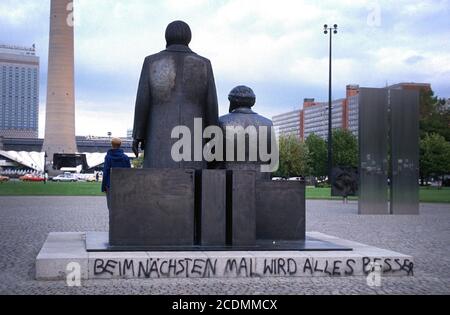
0,196,448,295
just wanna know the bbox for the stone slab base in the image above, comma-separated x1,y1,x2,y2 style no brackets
85,232,352,252
36,232,414,280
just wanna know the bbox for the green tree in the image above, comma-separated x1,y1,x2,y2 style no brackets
305,133,327,178
420,133,450,187
274,135,310,178
332,129,358,168
420,89,450,141
132,154,144,169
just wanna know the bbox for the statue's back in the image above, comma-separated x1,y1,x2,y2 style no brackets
142,48,217,169
133,22,219,171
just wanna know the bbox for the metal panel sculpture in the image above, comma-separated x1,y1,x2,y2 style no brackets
358,88,389,215
390,89,420,215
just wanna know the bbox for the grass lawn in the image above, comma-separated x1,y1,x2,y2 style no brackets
420,187,450,203
306,187,357,201
1,181,449,203
306,186,450,203
0,181,104,196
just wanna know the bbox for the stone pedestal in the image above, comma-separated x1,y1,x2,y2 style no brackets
200,170,227,246
107,169,306,249
229,171,256,246
36,232,415,280
109,168,196,247
256,180,305,241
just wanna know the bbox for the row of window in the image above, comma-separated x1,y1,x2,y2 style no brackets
304,119,342,127
275,121,300,129
1,91,38,95
272,111,301,121
273,116,300,124
1,94,39,98
0,66,38,71
0,70,37,73
1,114,38,117
0,75,38,80
304,111,343,121
0,78,38,82
1,111,38,115
304,104,343,115
0,117,37,122
304,124,343,131
279,128,300,133
304,115,343,124
1,95,38,98
1,120,37,124
1,82,38,86
1,122,37,125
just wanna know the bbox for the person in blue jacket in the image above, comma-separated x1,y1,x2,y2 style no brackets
102,138,131,210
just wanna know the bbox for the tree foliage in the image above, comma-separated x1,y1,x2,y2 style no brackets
332,129,358,168
420,90,450,142
274,135,310,178
132,154,144,169
305,134,327,178
420,133,450,182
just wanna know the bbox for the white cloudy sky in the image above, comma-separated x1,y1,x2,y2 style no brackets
0,0,449,138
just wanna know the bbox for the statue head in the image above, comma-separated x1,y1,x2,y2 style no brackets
165,21,192,47
228,85,256,113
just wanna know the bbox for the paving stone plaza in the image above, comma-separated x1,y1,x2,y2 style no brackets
0,197,448,295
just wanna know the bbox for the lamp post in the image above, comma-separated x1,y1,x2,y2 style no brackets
44,151,48,173
324,24,338,184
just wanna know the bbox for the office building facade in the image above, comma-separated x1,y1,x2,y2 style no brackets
127,128,133,139
272,110,302,139
302,98,346,140
272,83,430,141
0,44,39,138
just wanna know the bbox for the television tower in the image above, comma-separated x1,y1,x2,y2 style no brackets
42,0,77,162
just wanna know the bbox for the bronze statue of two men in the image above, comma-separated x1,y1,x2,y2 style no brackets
132,21,274,171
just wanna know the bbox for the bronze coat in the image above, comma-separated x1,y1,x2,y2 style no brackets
133,45,219,169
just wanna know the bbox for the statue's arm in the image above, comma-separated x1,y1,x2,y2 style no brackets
205,61,219,128
205,61,220,169
132,58,151,156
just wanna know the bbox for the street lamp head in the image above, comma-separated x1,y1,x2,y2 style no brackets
324,24,328,29
324,30,328,34
334,24,338,29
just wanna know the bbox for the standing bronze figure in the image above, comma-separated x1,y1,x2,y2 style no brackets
132,21,219,169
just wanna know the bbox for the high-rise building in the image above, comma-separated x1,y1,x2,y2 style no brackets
302,98,346,140
0,44,39,138
301,85,363,140
272,110,302,139
42,0,77,161
127,128,133,139
346,85,360,137
272,83,431,141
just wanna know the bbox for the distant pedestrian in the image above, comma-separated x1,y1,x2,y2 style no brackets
343,195,348,204
95,172,99,182
102,138,131,211
44,172,48,185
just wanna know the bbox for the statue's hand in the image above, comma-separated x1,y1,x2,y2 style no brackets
132,139,145,158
